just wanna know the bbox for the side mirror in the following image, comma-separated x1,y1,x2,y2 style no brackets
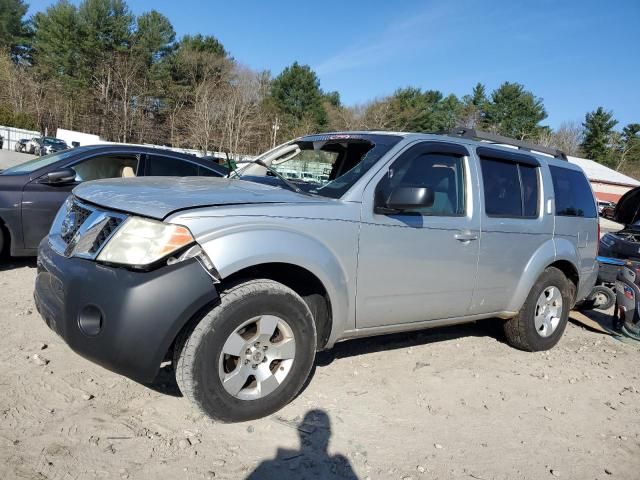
375,186,434,214
42,168,76,185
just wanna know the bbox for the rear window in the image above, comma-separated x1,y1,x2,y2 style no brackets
549,166,597,218
480,157,539,218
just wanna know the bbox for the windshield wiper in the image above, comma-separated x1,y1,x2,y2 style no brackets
253,159,304,194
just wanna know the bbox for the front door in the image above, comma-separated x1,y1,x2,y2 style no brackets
356,141,481,329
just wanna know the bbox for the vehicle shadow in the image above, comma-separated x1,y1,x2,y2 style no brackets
0,257,37,272
315,319,504,367
246,409,358,479
143,364,183,397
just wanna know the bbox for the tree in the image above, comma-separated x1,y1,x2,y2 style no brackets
132,10,175,67
581,107,618,165
162,34,229,147
269,62,327,135
32,1,81,83
458,83,488,128
615,123,640,173
0,0,29,59
77,0,134,84
385,87,460,132
485,82,547,139
538,121,583,156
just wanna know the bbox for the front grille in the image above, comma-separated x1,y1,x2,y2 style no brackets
51,197,127,259
61,202,92,244
89,217,123,254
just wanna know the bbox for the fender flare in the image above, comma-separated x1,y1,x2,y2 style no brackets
505,238,578,312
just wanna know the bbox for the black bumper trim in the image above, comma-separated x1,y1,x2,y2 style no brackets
35,239,219,383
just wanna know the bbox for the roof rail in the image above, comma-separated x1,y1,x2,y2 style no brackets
448,127,568,161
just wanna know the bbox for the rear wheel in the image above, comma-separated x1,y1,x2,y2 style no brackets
174,279,317,422
503,267,574,351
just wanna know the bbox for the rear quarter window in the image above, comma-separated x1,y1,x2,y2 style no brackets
549,166,597,218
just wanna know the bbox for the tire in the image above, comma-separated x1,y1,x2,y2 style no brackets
503,267,574,351
0,228,4,257
174,279,317,422
579,285,615,311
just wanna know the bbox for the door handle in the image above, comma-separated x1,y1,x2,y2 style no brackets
454,232,478,242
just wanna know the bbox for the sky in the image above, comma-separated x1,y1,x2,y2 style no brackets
28,0,640,129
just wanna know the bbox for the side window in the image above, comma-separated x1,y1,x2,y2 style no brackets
72,154,139,182
480,157,539,218
147,155,198,176
520,164,539,217
377,151,465,216
549,166,597,218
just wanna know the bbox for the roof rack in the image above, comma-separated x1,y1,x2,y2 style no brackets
447,127,568,161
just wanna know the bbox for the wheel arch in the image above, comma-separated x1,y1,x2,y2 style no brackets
220,262,333,350
505,239,580,312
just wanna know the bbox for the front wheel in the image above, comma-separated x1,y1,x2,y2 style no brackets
503,267,574,351
174,279,317,422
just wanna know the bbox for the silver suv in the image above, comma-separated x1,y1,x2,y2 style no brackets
34,129,599,422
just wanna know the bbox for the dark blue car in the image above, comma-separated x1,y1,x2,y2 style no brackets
0,144,227,257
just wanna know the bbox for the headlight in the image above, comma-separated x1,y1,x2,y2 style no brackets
97,217,195,267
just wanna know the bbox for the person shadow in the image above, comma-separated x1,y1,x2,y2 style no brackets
246,409,358,479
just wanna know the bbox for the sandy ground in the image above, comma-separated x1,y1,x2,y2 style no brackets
0,257,638,480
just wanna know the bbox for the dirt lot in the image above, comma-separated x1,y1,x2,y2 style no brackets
0,149,35,170
0,258,639,480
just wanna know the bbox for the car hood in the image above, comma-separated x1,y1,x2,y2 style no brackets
611,186,640,226
73,177,324,219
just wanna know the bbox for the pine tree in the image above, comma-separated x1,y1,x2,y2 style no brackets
270,62,328,134
485,82,547,139
581,107,618,165
0,0,29,59
459,83,488,128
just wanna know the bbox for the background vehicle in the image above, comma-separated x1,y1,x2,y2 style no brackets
600,186,640,261
35,129,598,422
25,137,41,154
598,200,615,214
36,137,69,156
0,144,226,257
14,138,29,153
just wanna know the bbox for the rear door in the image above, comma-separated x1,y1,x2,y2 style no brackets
472,147,553,314
356,141,481,328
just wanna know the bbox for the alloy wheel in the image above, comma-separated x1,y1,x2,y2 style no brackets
218,315,296,400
